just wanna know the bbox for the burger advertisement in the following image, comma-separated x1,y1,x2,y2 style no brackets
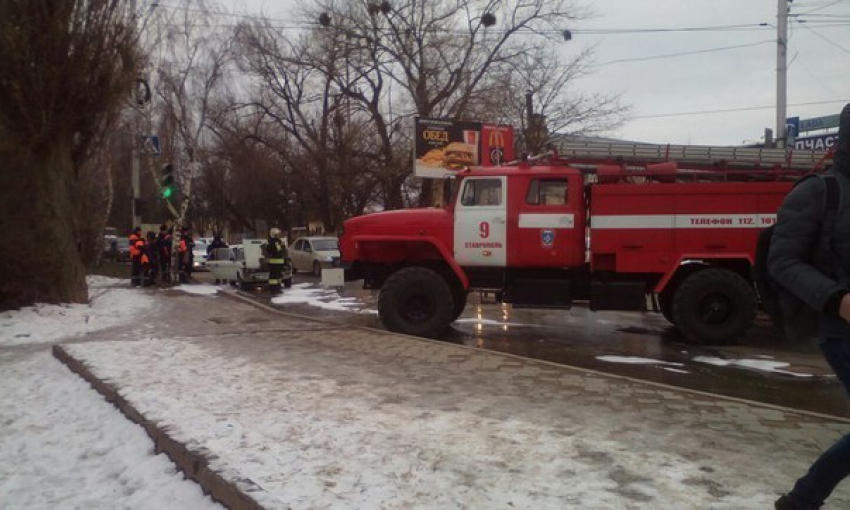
414,118,514,178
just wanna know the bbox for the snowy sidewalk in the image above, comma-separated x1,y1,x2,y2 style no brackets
52,289,850,509
0,277,222,510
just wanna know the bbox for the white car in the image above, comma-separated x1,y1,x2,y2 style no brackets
290,237,340,277
207,241,292,290
192,239,209,271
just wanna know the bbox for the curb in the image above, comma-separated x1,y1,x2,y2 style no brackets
226,289,850,425
52,344,266,510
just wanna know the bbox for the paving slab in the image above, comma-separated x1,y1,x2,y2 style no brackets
55,289,850,509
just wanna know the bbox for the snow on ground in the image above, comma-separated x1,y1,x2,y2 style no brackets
0,351,221,510
61,334,850,509
0,276,155,348
599,354,816,378
694,356,814,378
272,283,374,313
174,284,220,296
0,276,222,509
596,355,685,367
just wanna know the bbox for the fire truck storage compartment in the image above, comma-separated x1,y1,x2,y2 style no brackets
589,281,647,311
589,181,791,275
504,279,571,309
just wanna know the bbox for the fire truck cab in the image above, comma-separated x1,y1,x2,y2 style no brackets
339,142,830,344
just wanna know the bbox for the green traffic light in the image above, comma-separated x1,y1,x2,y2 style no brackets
162,186,173,198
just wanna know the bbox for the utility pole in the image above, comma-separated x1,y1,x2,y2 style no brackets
131,78,150,227
776,0,789,148
526,90,534,154
131,111,141,228
130,0,142,228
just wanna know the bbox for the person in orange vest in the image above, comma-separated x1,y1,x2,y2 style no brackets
178,226,194,283
143,232,159,286
128,227,145,287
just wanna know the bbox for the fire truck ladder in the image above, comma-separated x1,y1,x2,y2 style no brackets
550,140,833,182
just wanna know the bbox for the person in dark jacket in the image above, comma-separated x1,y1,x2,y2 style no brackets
769,103,850,510
207,233,228,254
158,225,172,283
207,233,228,284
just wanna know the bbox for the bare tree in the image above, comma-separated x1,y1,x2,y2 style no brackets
145,0,235,277
236,19,373,232
205,105,299,236
0,0,139,309
483,45,628,153
309,0,588,206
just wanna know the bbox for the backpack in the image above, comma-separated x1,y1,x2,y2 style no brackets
753,173,840,341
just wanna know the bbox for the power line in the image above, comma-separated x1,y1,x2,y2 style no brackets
796,21,850,55
595,40,774,67
798,0,847,15
573,23,773,34
631,99,849,120
152,3,850,34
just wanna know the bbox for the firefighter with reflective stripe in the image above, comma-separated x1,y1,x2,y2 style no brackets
129,227,144,287
266,228,287,295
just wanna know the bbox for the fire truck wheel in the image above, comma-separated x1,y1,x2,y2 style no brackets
672,268,756,344
658,292,674,324
379,266,455,338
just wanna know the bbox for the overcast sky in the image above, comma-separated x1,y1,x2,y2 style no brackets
224,0,848,146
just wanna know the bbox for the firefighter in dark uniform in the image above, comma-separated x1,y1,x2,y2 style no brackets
129,227,144,287
266,228,287,295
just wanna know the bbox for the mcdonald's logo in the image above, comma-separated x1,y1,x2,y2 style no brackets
489,129,505,165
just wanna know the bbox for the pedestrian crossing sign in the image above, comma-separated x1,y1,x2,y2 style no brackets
141,135,161,156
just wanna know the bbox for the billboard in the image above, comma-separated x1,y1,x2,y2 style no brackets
481,124,514,167
413,118,514,178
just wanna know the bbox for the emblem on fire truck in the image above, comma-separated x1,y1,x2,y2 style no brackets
541,229,555,247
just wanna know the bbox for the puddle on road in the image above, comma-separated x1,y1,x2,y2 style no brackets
232,277,850,418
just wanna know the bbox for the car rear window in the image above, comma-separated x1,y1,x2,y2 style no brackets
311,239,338,251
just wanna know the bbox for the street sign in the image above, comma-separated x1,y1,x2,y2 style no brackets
141,135,161,156
799,115,840,133
786,116,799,138
794,133,839,151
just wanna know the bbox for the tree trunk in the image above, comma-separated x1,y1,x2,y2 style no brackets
418,179,434,207
0,143,88,310
383,173,405,210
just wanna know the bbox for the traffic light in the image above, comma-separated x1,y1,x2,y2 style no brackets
161,164,175,199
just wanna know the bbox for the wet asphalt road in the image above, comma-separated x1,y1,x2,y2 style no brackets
192,270,850,419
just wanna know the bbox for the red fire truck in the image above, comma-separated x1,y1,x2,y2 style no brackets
338,141,832,344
